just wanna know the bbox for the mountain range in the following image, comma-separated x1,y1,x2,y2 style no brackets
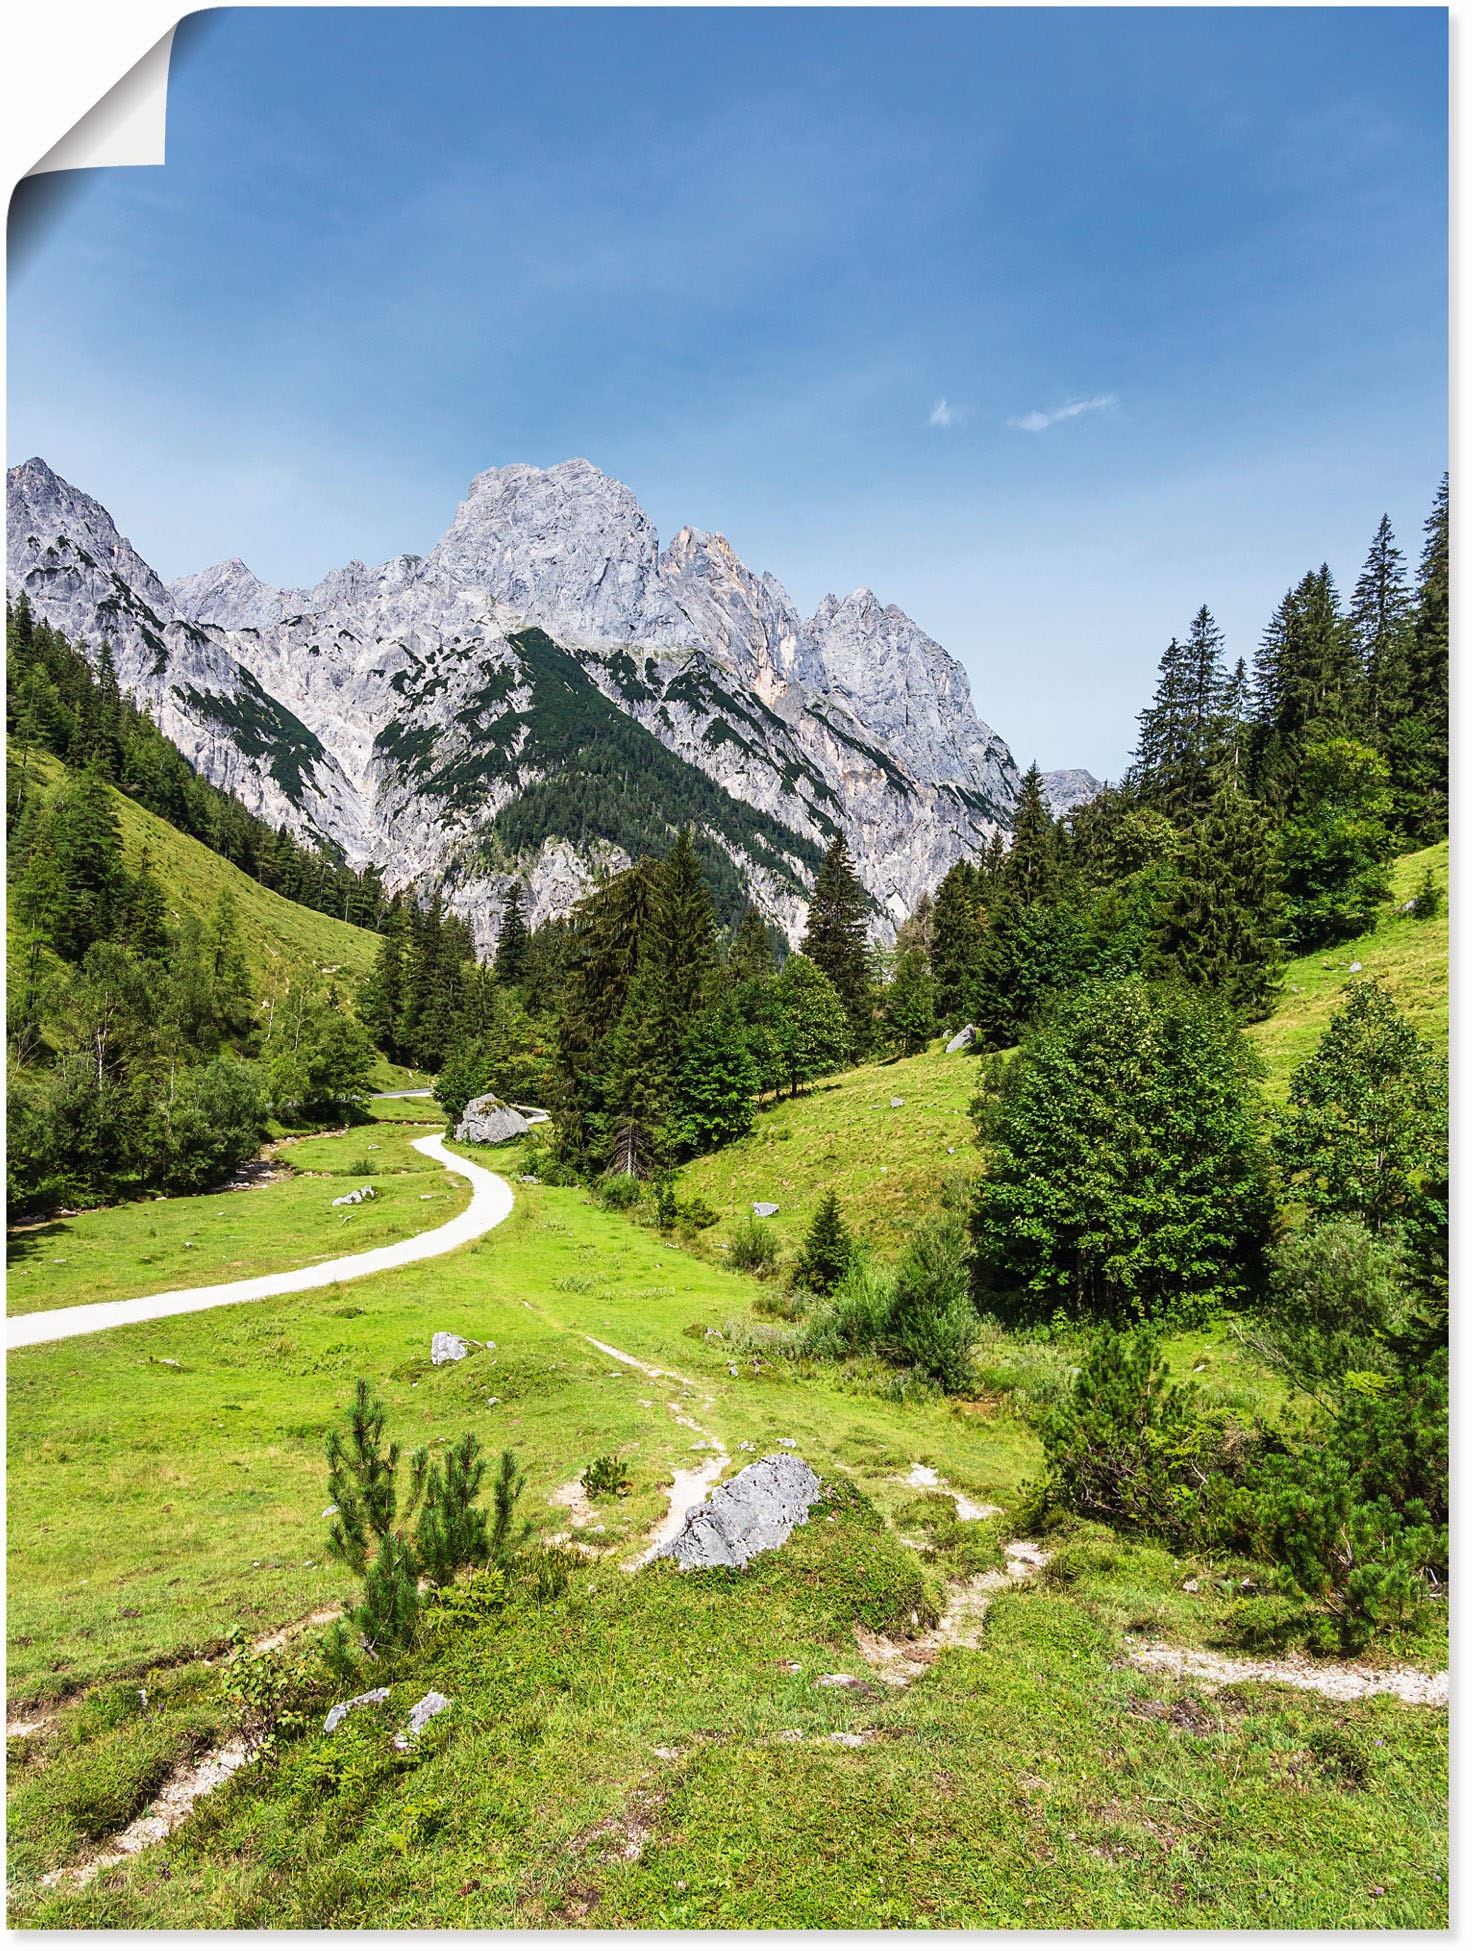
7,455,1096,947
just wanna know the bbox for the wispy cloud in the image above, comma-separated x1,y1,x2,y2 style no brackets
928,397,959,428
1007,392,1118,433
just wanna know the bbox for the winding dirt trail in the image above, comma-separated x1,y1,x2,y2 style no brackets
6,1136,514,1350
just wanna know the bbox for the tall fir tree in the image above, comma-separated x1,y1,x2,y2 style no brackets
1156,784,1284,1019
930,860,986,1026
800,834,872,1053
1349,514,1414,743
597,968,675,1176
1382,475,1449,843
647,830,718,1036
726,904,776,984
1248,565,1360,807
493,881,528,982
361,896,409,1062
999,765,1062,904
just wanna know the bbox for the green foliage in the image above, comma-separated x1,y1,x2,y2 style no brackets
1156,785,1284,1018
800,834,873,1053
1032,1327,1244,1547
1274,980,1446,1234
724,1214,781,1276
1244,1219,1413,1406
672,1000,760,1157
1278,738,1395,950
883,1201,978,1391
791,1189,854,1295
929,858,987,1027
417,1434,492,1589
972,977,1273,1325
492,882,528,980
769,953,851,1095
881,945,937,1056
581,1454,633,1499
1409,863,1442,921
218,1624,319,1757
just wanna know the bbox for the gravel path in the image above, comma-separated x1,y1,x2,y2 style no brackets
5,1135,514,1350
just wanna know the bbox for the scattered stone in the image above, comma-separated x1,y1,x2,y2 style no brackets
829,1731,866,1747
321,1505,339,1518
456,1094,531,1146
890,1097,905,1108
945,1023,977,1053
324,1687,390,1734
518,1174,540,1184
778,1437,797,1447
1348,961,1363,973
777,1729,805,1743
158,1359,181,1369
738,1440,755,1451
1181,1577,1200,1593
652,1453,822,1570
331,1185,377,1207
752,1201,780,1218
406,1691,450,1735
817,1673,861,1689
431,1332,472,1366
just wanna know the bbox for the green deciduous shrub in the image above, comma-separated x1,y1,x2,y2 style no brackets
725,1215,780,1276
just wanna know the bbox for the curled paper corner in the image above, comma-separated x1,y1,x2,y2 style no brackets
26,26,177,177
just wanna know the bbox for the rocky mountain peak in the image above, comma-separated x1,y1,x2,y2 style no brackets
168,557,283,630
659,525,804,697
423,457,695,648
800,587,1016,801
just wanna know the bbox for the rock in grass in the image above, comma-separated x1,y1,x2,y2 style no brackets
431,1332,471,1366
456,1094,531,1145
324,1687,390,1733
653,1453,822,1570
407,1691,451,1735
752,1202,780,1218
945,1024,977,1052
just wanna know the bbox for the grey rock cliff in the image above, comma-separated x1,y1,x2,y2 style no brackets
9,455,1024,945
1040,767,1103,815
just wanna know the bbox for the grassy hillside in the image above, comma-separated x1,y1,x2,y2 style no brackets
679,1046,979,1255
6,1138,1445,1927
8,748,381,994
1246,840,1448,1093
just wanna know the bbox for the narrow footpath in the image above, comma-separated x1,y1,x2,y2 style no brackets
6,1136,514,1351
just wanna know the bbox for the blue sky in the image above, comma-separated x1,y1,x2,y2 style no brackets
8,6,1447,779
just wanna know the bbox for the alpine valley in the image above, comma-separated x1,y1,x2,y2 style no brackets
3,456,1098,945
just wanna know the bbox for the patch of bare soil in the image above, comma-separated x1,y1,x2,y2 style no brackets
42,1738,250,1891
1128,1641,1448,1706
856,1539,1053,1686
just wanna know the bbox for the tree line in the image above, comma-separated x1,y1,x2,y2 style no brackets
6,594,388,931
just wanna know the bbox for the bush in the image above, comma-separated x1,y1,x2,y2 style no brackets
725,1215,781,1276
800,1255,894,1360
1033,1326,1249,1548
1245,1219,1412,1401
883,1204,978,1392
218,1625,319,1757
581,1454,632,1499
592,1171,642,1211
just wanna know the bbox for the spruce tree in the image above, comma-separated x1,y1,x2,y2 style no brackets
647,829,718,1035
1000,766,1061,904
672,1000,761,1157
882,946,938,1056
493,881,529,981
1277,737,1394,950
800,835,872,1053
597,968,675,1176
930,860,986,1026
1349,514,1413,742
361,897,409,1061
1248,566,1360,806
726,904,776,983
123,847,171,962
1383,476,1449,843
793,1190,854,1295
1157,785,1284,1018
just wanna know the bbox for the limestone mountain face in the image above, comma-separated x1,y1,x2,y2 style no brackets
1040,767,1103,814
8,454,1022,948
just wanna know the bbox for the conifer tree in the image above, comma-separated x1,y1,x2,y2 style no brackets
1383,476,1449,843
793,1190,854,1295
1157,785,1283,1018
726,904,776,983
1000,765,1061,904
15,765,132,962
598,967,674,1176
970,767,1074,1049
800,835,872,1053
361,897,409,1061
882,946,938,1056
672,999,761,1157
493,881,529,981
123,847,171,963
1248,566,1360,806
930,860,986,1026
1349,514,1413,742
1277,737,1394,950
647,829,718,1035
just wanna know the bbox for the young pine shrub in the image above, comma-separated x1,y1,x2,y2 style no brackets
724,1214,781,1276
883,1204,979,1393
791,1190,854,1296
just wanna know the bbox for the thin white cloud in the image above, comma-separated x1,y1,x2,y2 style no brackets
1007,392,1118,433
928,397,959,428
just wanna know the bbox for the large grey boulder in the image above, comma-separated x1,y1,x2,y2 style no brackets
431,1331,471,1366
455,1094,531,1146
653,1454,822,1570
945,1024,976,1053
